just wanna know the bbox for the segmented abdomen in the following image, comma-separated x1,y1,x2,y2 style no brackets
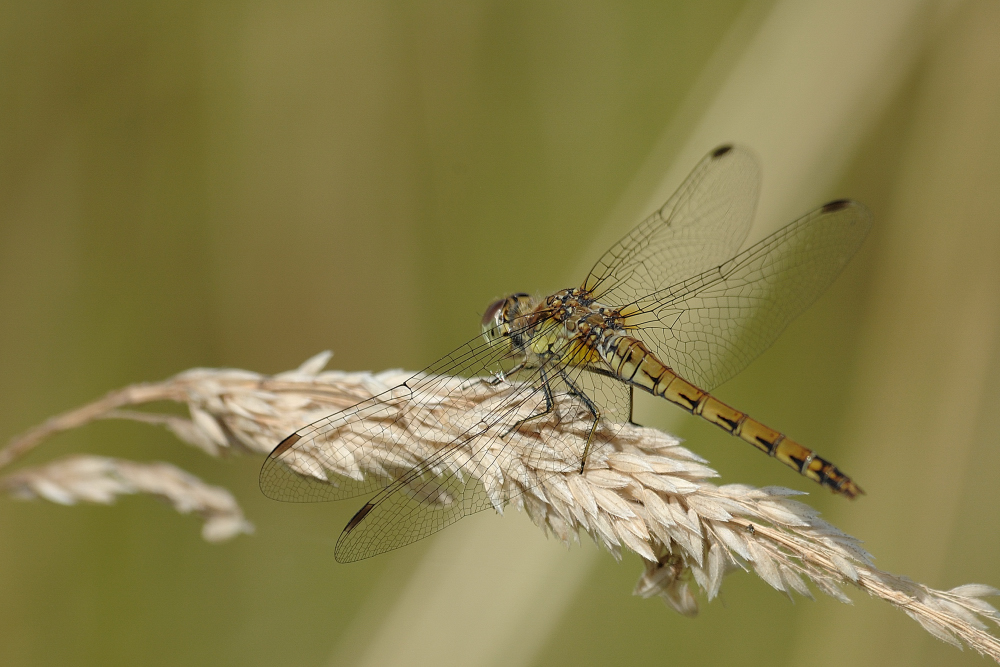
600,334,862,498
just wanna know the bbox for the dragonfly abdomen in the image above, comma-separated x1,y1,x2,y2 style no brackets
600,334,862,498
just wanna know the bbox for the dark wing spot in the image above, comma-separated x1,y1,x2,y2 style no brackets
711,145,733,158
343,502,375,534
821,198,852,213
271,432,301,456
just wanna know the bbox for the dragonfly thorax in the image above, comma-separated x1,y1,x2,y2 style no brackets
484,288,626,367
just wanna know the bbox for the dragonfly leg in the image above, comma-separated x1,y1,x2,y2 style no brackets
555,370,602,473
483,360,528,386
479,360,535,387
502,367,555,437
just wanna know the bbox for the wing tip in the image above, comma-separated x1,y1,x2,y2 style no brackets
819,199,873,235
711,144,734,159
343,501,376,535
335,502,377,563
821,198,853,213
270,432,301,458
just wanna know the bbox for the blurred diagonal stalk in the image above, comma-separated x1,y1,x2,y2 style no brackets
789,1,1000,664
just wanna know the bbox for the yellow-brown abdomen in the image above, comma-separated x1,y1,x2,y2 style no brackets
600,334,862,498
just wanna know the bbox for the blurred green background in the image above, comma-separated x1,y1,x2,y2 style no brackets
2,1,1000,665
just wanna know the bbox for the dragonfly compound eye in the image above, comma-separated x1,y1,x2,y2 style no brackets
481,297,506,330
481,296,513,345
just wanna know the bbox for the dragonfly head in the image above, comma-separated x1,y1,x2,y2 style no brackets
481,293,534,347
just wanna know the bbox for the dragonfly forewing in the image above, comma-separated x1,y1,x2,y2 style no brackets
584,144,760,304
619,198,871,391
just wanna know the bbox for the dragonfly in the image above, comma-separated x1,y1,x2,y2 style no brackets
260,144,872,563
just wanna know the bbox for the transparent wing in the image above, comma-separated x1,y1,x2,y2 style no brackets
583,144,761,305
333,358,630,563
620,199,872,391
259,323,535,503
